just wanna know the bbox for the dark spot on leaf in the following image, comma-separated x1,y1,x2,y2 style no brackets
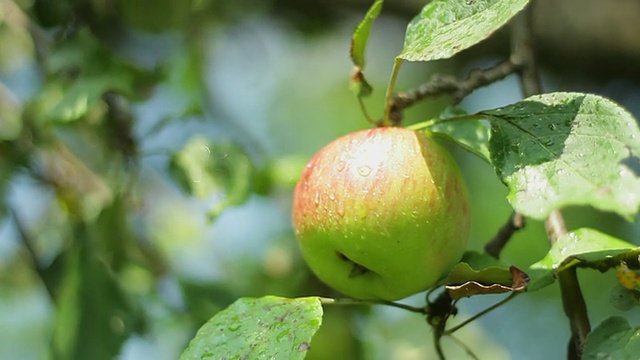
297,342,311,352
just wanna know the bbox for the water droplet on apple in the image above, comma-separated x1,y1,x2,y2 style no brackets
329,193,336,201
337,160,346,172
357,165,372,177
337,203,345,217
313,192,320,207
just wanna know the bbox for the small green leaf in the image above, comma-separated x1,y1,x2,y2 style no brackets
417,111,491,161
483,92,640,220
398,0,529,62
532,228,636,271
180,296,323,360
438,251,528,298
170,137,255,220
349,0,382,98
349,70,373,98
528,228,640,291
439,251,511,286
350,0,383,68
583,317,640,360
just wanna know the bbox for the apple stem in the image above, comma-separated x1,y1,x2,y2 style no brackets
382,58,403,126
484,212,526,258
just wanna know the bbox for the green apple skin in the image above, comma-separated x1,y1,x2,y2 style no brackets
292,127,470,300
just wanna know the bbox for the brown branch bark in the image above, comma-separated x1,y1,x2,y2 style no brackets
511,5,590,359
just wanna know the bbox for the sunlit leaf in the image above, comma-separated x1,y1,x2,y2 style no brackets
528,228,640,291
483,92,640,220
180,296,323,360
583,317,640,360
170,136,255,220
398,0,529,62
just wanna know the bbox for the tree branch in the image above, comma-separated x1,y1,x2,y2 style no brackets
484,212,526,258
318,296,427,314
511,4,590,359
388,60,521,124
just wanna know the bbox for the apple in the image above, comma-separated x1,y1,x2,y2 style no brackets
292,126,470,300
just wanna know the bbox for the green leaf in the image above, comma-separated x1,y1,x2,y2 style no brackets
528,228,640,291
439,251,512,286
170,137,255,220
438,251,528,298
349,0,382,97
180,296,323,360
50,223,140,360
398,0,529,62
483,92,640,220
350,0,383,68
416,109,491,161
583,317,640,360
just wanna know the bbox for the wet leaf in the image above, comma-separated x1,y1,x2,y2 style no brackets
398,0,529,62
583,317,640,360
483,92,640,220
528,228,640,291
180,296,323,360
416,109,491,161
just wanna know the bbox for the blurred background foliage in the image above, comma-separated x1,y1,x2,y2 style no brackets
1,0,640,359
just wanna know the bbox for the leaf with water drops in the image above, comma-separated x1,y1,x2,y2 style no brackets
398,0,529,62
582,316,640,360
482,92,640,221
527,228,640,291
170,136,255,220
180,296,323,360
414,107,491,162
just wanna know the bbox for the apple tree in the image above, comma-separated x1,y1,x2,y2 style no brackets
181,1,640,359
1,0,640,359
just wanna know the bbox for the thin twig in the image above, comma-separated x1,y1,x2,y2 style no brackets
558,268,591,360
484,212,526,258
318,297,427,313
9,208,57,300
388,59,521,124
444,292,519,335
448,334,481,360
